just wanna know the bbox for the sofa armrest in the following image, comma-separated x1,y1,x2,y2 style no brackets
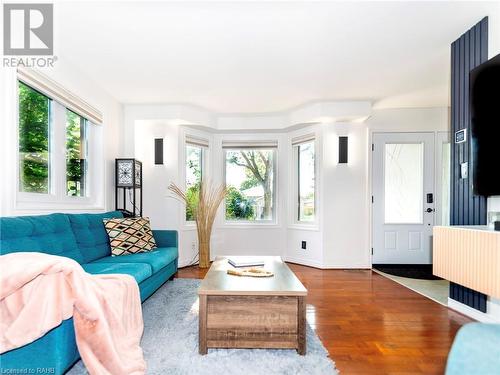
446,323,500,375
152,230,178,248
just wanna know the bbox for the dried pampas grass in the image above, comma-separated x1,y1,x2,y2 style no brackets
168,180,227,268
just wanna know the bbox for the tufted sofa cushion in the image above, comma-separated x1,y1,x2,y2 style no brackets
81,262,152,284
67,211,123,263
0,213,83,263
92,246,179,273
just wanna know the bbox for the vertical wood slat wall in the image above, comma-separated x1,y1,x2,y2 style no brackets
450,17,489,311
451,17,488,226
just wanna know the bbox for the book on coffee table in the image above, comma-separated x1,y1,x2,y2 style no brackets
227,257,265,268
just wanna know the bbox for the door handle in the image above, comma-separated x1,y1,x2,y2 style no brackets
425,208,435,213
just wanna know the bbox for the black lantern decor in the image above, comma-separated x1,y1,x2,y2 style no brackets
115,158,142,217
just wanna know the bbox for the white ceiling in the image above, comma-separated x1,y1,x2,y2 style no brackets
55,1,500,113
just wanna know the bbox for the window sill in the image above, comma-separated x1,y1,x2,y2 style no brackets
12,206,107,215
15,198,105,212
181,223,197,231
287,223,320,231
218,221,281,229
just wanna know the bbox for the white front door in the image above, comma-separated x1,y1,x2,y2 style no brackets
372,132,435,264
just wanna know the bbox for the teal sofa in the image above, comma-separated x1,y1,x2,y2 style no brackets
0,211,178,374
446,323,500,374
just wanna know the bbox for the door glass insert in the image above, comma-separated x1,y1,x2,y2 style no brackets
384,143,424,224
441,142,451,226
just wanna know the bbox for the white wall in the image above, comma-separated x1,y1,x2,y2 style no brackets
0,58,123,216
134,120,181,231
285,229,324,268
322,122,371,268
318,108,449,268
367,107,449,132
488,7,500,61
124,106,199,266
123,104,214,157
125,104,448,269
132,119,201,267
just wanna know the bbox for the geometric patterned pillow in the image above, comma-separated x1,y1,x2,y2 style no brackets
103,217,157,256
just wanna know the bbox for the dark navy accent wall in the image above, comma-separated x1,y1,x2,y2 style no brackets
449,17,488,312
450,17,488,226
450,282,487,313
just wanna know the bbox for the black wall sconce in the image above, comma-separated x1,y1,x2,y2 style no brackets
154,138,164,165
339,136,348,164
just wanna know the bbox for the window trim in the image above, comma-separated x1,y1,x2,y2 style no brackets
17,82,53,197
15,79,104,210
293,139,317,225
184,143,207,224
17,68,102,124
289,130,320,230
181,128,210,228
65,109,89,198
222,146,278,225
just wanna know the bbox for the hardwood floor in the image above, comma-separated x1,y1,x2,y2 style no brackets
177,263,472,375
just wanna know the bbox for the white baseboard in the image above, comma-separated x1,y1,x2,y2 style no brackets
448,298,500,323
283,256,371,270
178,258,198,268
321,263,371,269
180,255,371,270
282,256,325,269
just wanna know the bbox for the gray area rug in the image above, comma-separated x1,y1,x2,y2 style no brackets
68,278,337,374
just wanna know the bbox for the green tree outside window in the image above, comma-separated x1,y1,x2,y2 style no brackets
225,149,275,221
18,82,50,193
186,145,203,221
66,110,87,197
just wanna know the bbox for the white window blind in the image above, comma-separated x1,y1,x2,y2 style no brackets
291,133,315,146
17,68,103,124
186,135,209,148
222,140,278,149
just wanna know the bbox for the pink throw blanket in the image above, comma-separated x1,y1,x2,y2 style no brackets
0,252,146,375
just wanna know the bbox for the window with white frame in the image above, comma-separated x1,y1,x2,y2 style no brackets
223,141,277,222
292,135,316,223
66,110,88,197
17,69,103,207
18,82,51,194
185,135,208,221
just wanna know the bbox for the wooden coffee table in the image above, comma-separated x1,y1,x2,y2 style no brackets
198,256,308,355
